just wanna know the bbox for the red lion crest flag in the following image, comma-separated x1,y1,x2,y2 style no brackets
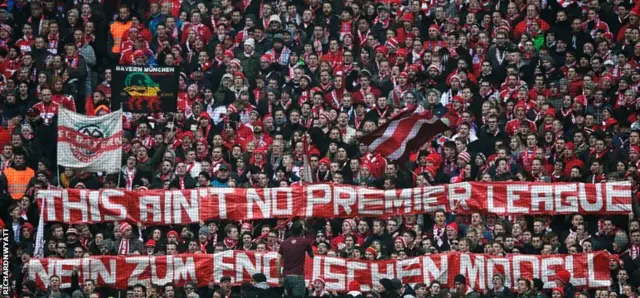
57,108,123,173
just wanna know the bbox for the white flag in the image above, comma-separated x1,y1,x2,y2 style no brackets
57,108,123,173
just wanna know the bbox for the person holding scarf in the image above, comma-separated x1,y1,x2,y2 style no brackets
387,72,413,107
223,223,239,249
169,162,197,190
119,155,142,190
113,222,142,255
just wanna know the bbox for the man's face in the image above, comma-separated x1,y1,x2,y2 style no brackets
164,286,174,298
73,247,83,257
133,287,144,298
221,281,231,291
119,8,130,20
13,154,27,167
84,281,96,294
387,220,398,233
56,243,66,256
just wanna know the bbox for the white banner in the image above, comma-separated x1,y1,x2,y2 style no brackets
57,108,123,173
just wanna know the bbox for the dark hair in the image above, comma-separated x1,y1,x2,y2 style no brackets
532,278,544,291
291,222,303,236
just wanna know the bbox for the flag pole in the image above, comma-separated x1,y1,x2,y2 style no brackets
302,132,313,184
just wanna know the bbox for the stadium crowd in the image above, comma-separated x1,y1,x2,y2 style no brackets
0,0,640,297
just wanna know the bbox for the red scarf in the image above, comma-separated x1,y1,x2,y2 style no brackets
29,14,45,34
125,168,136,190
374,16,390,29
200,241,209,252
48,32,59,52
81,13,92,24
589,147,607,160
178,176,186,190
66,54,79,69
433,224,445,246
520,147,537,172
119,239,130,255
630,244,640,259
224,237,238,248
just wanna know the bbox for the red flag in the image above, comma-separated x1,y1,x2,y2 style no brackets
358,107,449,161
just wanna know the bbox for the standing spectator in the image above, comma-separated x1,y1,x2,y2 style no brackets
108,6,132,60
2,149,34,200
113,222,143,255
278,221,314,298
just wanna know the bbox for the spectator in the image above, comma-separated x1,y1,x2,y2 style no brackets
2,149,34,200
278,221,314,298
113,222,143,255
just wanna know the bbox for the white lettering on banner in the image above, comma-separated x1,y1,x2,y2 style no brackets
581,184,602,212
384,188,413,214
306,184,331,217
213,250,234,283
41,190,129,223
272,188,293,216
587,253,609,288
36,182,633,224
397,258,421,283
101,190,127,221
506,184,529,214
531,185,553,212
358,187,383,216
247,188,269,218
421,185,446,212
28,260,48,287
40,190,61,221
324,257,346,290
564,256,585,287
140,195,162,222
171,191,199,224
311,256,322,285
423,254,448,285
212,188,234,219
512,255,541,282
459,254,485,290
150,257,171,286
346,261,369,292
128,257,149,285
335,186,356,216
487,257,511,288
64,190,88,222
235,253,257,283
540,257,563,288
88,190,101,222
84,258,117,286
370,262,395,284
487,186,505,213
261,253,279,284
448,183,470,211
555,184,578,213
54,259,82,288
173,257,197,284
507,187,528,214
606,182,629,212
27,252,612,291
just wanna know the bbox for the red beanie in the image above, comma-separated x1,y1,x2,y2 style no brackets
447,222,459,234
553,287,564,296
554,269,571,285
348,280,361,292
119,222,132,234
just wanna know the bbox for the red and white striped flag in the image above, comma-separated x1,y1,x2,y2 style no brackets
358,106,449,161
